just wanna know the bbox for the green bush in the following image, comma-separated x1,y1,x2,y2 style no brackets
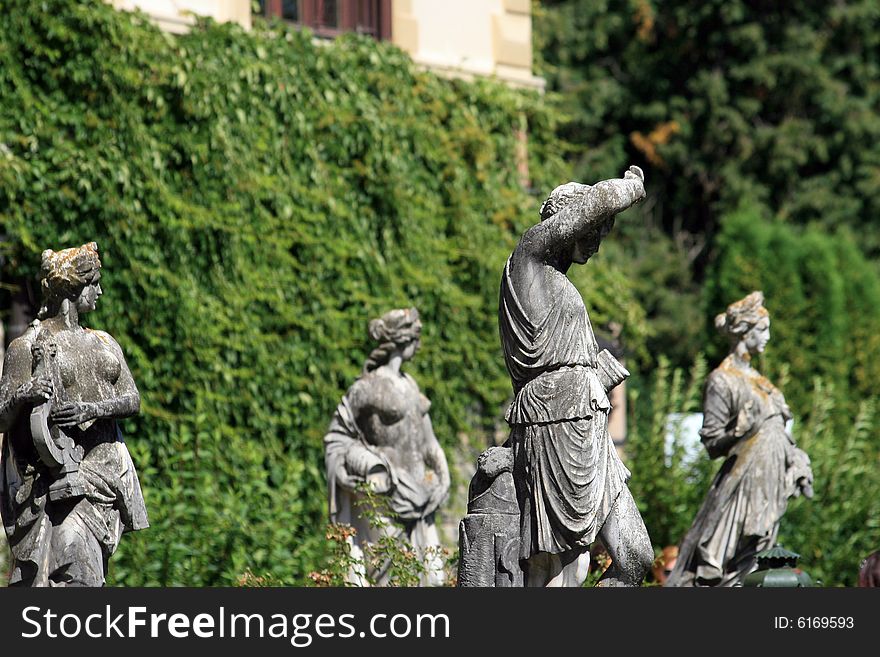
626,355,714,550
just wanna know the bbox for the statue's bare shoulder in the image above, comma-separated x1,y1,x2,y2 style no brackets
347,373,397,415
507,234,562,319
1,332,37,388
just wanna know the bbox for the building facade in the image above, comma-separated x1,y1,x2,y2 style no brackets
109,0,253,33
109,0,543,90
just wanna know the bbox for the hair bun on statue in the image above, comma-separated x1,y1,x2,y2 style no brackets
539,181,591,221
36,242,102,319
716,291,767,339
368,318,386,342
362,308,423,374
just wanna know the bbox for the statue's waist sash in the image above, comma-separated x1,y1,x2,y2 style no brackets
505,365,610,426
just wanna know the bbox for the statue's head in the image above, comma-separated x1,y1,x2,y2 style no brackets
539,182,590,221
38,242,103,319
364,307,422,372
859,551,880,587
540,182,613,264
715,291,770,354
370,308,421,355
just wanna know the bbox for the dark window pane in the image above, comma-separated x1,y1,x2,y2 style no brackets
282,0,299,20
256,0,266,15
357,1,374,33
362,0,385,36
320,0,338,27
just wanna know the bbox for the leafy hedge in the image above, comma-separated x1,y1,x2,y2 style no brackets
0,0,605,584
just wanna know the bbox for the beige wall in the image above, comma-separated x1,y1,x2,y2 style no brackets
108,1,542,90
392,0,544,91
109,0,251,33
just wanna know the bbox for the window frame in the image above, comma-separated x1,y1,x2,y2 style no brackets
258,1,392,41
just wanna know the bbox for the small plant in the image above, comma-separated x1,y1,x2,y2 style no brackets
235,569,286,587
308,483,436,587
582,545,613,587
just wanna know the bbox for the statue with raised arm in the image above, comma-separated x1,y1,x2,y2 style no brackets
0,243,148,586
665,292,813,587
324,308,450,586
459,166,653,587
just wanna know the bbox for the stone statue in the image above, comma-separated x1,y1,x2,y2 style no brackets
665,291,813,587
0,243,148,586
459,166,653,587
324,308,450,586
457,445,522,587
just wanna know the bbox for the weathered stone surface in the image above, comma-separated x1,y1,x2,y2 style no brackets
0,243,147,587
459,167,653,587
457,446,522,587
666,291,814,587
324,308,450,586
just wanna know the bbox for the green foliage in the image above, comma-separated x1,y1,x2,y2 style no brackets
781,383,880,586
235,569,286,587
537,0,880,251
0,0,590,584
626,355,714,549
601,222,704,367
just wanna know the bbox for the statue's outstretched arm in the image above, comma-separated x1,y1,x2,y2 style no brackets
526,166,645,256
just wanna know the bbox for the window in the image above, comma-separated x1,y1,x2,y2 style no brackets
256,0,391,40
282,0,300,21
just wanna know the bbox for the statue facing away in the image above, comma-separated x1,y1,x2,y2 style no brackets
665,291,813,587
459,166,653,587
324,308,450,586
0,243,148,586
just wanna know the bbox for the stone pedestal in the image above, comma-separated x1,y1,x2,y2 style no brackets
457,446,522,587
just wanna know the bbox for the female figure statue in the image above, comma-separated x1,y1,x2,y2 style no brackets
0,243,148,586
665,291,813,587
324,308,450,586
499,166,653,587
